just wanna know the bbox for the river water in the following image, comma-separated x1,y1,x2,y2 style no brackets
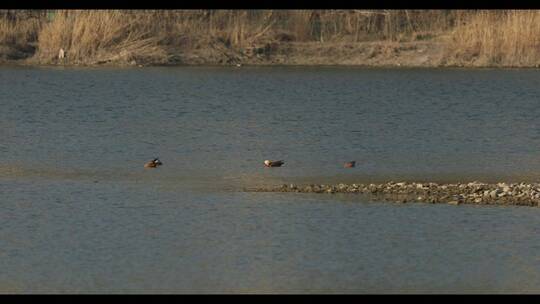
1,66,539,293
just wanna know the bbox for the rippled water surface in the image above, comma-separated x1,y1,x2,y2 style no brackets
1,66,539,293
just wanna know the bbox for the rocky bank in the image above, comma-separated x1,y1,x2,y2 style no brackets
247,181,540,207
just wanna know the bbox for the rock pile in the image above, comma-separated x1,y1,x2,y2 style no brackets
248,181,540,207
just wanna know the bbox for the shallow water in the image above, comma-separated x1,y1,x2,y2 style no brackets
1,66,539,293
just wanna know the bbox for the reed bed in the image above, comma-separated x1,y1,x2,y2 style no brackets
0,11,44,59
0,10,538,66
447,10,540,66
35,10,168,64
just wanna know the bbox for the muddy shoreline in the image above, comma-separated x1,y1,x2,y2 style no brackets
2,40,539,69
247,181,540,207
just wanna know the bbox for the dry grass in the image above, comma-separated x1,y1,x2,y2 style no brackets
0,11,44,42
35,10,168,64
0,18,41,46
446,10,540,66
0,10,539,66
0,11,44,59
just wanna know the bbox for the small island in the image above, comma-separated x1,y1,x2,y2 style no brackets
248,181,540,207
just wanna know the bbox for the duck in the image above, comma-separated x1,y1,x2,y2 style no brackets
144,158,163,168
344,161,356,168
264,160,284,167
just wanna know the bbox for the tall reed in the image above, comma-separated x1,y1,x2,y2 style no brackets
0,11,43,46
447,10,540,66
35,10,168,64
0,10,538,66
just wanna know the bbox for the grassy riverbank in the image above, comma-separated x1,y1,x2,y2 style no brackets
1,10,539,67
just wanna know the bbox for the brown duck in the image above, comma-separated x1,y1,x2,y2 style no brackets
144,158,163,168
344,161,356,168
264,160,284,167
